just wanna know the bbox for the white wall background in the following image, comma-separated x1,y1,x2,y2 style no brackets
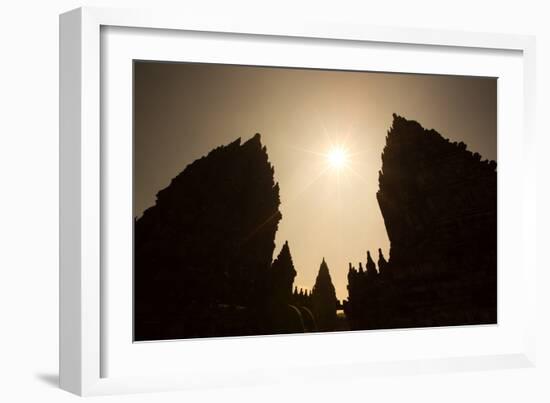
0,0,548,401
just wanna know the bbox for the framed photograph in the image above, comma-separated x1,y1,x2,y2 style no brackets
60,7,537,396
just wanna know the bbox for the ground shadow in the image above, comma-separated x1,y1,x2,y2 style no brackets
35,373,58,388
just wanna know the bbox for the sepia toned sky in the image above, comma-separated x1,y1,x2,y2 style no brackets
134,61,497,300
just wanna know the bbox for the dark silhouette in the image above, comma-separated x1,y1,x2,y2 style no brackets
265,241,314,334
311,258,338,331
290,286,317,332
134,134,283,340
292,287,313,308
344,114,497,330
269,241,297,304
134,114,497,340
377,248,389,276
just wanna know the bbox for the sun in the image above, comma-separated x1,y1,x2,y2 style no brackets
327,147,348,169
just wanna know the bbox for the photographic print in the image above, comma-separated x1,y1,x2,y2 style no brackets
133,62,497,341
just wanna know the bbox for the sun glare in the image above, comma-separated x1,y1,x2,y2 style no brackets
327,147,348,169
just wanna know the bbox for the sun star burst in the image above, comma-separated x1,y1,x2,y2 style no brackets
327,147,348,170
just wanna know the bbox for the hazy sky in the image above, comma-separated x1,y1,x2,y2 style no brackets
134,62,496,300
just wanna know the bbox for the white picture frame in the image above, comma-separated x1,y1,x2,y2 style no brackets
59,6,537,396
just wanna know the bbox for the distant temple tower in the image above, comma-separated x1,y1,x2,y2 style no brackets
270,241,297,304
311,258,338,331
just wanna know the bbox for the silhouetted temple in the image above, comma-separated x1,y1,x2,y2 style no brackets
345,114,497,329
135,134,286,340
292,286,312,308
269,241,296,304
135,115,496,339
289,287,317,333
266,241,317,334
311,258,338,331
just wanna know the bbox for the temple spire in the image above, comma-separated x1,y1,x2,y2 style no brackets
311,258,338,331
270,240,297,304
378,248,388,275
366,250,377,275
